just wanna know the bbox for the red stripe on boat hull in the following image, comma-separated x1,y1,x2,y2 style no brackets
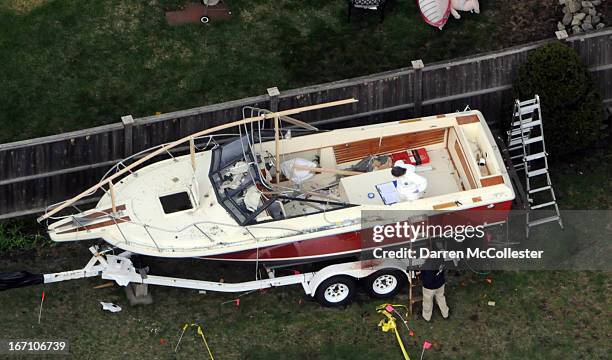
203,201,513,263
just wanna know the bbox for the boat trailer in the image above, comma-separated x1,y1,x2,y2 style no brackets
2,246,421,307
0,114,526,307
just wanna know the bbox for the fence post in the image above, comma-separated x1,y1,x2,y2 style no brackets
411,60,424,117
121,115,134,157
267,87,280,112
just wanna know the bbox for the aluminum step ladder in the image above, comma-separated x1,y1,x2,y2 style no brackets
506,95,563,237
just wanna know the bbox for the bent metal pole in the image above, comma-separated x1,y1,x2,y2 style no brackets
37,98,358,222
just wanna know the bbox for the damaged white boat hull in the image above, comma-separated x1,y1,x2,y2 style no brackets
40,100,515,263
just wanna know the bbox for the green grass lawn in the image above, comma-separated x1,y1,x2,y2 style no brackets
551,150,612,210
0,246,609,360
0,0,508,142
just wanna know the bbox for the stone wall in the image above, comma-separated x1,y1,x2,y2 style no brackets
558,1,606,34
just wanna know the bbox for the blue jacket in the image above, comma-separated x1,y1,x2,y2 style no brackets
421,265,445,290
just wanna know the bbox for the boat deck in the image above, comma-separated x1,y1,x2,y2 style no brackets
44,108,516,259
418,148,463,197
337,148,462,205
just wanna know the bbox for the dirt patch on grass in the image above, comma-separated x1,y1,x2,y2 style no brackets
495,0,559,47
111,2,145,33
2,0,48,14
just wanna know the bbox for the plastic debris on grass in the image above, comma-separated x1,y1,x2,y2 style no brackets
100,302,122,313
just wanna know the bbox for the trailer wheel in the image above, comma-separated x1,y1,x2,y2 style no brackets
315,276,357,307
200,16,210,24
363,269,406,299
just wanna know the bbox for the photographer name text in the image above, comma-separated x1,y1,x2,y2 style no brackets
372,247,544,260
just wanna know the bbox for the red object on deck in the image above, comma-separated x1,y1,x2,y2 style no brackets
391,148,430,166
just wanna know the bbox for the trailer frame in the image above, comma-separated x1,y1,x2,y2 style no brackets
41,246,420,306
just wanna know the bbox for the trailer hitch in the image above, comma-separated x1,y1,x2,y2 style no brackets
0,246,137,290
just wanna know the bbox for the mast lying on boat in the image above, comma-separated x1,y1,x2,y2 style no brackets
37,98,358,223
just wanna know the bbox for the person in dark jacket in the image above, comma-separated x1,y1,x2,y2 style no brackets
420,258,449,321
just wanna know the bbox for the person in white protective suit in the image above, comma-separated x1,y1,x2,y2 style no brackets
391,160,428,201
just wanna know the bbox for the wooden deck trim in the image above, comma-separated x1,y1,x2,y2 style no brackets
399,118,422,124
454,141,477,189
433,202,457,210
57,216,131,234
333,128,445,164
456,114,480,125
480,175,504,187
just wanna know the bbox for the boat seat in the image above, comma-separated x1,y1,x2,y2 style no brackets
266,200,286,220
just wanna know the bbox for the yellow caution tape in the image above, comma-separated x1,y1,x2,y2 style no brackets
195,324,215,360
377,304,411,360
175,323,215,359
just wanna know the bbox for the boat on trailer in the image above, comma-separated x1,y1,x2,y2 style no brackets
39,99,515,264
0,99,516,306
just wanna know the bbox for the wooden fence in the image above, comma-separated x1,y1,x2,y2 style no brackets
1,29,611,219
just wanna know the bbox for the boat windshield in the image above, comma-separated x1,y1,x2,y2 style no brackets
209,136,275,225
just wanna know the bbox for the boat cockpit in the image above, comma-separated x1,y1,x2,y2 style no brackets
209,135,351,226
207,111,508,227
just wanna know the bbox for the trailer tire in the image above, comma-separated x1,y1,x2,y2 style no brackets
363,269,406,299
315,276,357,307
